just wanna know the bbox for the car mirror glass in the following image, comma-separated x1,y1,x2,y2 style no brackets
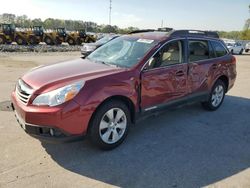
143,57,155,71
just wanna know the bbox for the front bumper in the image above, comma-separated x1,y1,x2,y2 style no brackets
11,92,92,143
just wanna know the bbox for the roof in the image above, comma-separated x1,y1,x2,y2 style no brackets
128,31,169,41
128,29,219,41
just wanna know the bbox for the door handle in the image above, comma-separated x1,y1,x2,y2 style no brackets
175,70,185,77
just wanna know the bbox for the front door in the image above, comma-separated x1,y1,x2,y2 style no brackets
140,39,188,110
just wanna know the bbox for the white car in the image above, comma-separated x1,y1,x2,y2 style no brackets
226,42,244,55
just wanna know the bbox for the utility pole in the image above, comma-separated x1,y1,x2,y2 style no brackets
109,0,112,25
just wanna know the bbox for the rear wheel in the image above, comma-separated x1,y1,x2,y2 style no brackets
202,80,226,111
67,38,75,45
29,36,38,45
0,35,6,44
89,100,130,150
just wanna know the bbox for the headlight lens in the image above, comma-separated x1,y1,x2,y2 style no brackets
32,81,85,106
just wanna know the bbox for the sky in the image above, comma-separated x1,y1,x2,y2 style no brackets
0,0,249,31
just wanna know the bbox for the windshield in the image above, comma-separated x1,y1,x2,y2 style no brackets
88,36,157,68
95,36,115,45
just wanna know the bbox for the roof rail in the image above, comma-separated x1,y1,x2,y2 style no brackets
157,27,173,32
129,28,173,34
128,29,155,34
168,30,219,38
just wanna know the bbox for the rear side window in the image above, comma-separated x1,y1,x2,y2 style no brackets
188,40,209,62
211,41,227,57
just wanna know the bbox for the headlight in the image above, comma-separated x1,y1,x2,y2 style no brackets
32,81,85,106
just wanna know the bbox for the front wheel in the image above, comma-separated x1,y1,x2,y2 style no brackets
67,38,75,45
88,100,130,150
15,36,26,45
202,80,226,111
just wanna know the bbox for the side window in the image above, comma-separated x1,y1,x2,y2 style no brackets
147,40,184,69
211,41,227,57
189,40,209,62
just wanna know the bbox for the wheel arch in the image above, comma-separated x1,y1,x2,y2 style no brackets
87,95,136,134
216,75,229,92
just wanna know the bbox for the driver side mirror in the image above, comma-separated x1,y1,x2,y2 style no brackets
143,57,156,71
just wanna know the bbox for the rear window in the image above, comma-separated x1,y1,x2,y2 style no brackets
211,41,228,57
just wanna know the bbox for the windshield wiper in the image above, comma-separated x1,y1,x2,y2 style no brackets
98,61,120,68
86,57,120,68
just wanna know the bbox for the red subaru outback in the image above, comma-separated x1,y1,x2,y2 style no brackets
11,30,236,150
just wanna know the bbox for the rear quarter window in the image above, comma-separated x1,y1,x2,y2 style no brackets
211,41,228,57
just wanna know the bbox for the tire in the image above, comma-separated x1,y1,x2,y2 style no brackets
44,37,54,45
201,80,226,111
231,49,234,54
67,38,75,45
245,49,249,53
29,36,38,45
88,100,130,150
239,49,243,55
15,36,25,45
0,35,6,44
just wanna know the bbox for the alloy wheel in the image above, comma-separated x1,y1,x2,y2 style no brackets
99,108,127,144
211,85,224,107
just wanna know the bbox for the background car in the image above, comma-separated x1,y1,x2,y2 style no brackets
226,42,244,55
81,34,120,57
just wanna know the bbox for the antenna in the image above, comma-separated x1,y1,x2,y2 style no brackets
109,0,112,25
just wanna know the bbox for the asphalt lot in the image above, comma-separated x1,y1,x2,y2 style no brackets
0,52,250,188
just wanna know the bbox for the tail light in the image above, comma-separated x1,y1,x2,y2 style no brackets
231,55,236,64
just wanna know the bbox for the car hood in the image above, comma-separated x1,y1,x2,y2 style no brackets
22,58,124,90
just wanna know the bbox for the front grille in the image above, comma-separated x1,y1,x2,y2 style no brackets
15,79,33,105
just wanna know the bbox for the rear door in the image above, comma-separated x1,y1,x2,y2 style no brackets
187,39,217,94
140,39,188,110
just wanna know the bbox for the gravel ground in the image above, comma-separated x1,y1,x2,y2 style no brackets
0,44,81,53
0,52,249,188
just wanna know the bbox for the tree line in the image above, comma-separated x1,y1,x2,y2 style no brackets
0,13,250,39
0,13,139,34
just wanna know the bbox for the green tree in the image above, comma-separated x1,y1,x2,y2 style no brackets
101,25,118,33
0,13,15,23
31,18,43,26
